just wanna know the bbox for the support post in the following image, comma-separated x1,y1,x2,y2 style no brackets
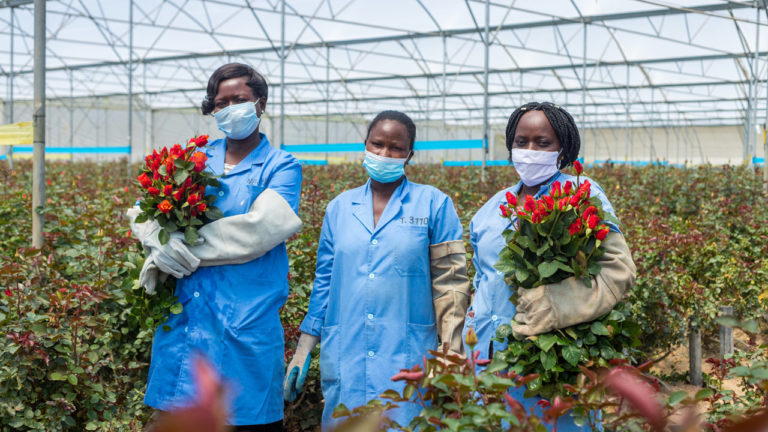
325,45,330,162
8,6,14,169
751,7,760,161
719,306,734,359
581,22,587,159
128,0,134,174
481,0,490,181
442,34,446,134
625,63,629,161
280,0,286,149
32,0,45,248
69,69,73,148
689,319,702,386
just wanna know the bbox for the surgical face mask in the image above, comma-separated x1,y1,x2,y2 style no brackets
362,150,408,183
214,101,261,140
511,148,560,187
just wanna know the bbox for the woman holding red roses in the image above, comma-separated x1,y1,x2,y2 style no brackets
137,63,302,432
463,102,636,431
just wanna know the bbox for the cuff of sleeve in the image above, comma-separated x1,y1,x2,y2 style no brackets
299,315,323,337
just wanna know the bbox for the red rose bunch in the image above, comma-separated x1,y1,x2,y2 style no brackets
133,135,222,245
495,167,617,289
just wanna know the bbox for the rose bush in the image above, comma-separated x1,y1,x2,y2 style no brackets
1,160,766,430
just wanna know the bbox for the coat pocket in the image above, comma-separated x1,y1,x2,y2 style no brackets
394,226,429,277
319,324,341,384
406,322,437,367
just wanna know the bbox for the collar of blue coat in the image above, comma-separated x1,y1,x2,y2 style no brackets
350,176,410,235
204,132,271,177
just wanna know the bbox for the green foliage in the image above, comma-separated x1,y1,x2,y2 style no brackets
0,161,170,431
2,161,767,431
494,302,642,398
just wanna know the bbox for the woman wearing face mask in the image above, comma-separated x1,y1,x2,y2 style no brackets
141,63,302,432
283,110,471,430
464,102,635,431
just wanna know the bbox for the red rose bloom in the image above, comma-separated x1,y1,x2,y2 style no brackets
190,135,209,147
569,191,582,207
558,197,568,210
500,204,509,217
563,181,573,195
568,218,582,235
551,180,561,198
531,210,542,223
187,193,200,206
147,186,160,196
137,173,152,189
573,160,583,175
162,185,173,196
543,195,554,211
506,191,517,206
173,188,185,201
524,195,536,213
197,203,207,212
157,200,173,214
165,158,176,175
190,151,208,173
595,226,610,241
169,143,185,158
587,214,600,230
582,205,597,220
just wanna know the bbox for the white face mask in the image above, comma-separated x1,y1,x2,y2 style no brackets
511,149,560,187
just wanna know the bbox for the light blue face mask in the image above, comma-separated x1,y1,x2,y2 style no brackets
214,101,261,140
362,150,409,183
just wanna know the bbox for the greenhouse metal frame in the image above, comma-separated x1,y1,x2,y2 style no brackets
1,0,768,168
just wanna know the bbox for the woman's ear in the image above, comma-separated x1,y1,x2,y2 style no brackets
405,150,414,166
257,98,267,116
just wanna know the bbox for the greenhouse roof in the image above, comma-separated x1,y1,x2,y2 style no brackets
1,0,767,136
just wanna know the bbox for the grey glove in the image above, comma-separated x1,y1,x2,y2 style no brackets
127,207,199,293
512,232,636,336
430,240,471,356
192,188,302,267
127,188,302,294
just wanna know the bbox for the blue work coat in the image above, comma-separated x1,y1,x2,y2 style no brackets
463,171,618,431
144,133,302,426
300,177,463,430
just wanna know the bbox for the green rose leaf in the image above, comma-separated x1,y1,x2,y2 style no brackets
50,372,67,381
562,344,581,366
540,350,557,370
184,227,199,246
535,333,558,352
157,228,170,245
174,169,190,185
591,321,610,336
668,391,688,406
169,302,183,315
538,261,559,278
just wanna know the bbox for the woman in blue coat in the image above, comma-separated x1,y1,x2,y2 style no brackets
464,102,636,431
141,63,302,432
283,111,471,430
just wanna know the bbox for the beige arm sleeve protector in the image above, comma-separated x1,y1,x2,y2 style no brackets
430,240,471,355
512,232,636,336
191,188,302,267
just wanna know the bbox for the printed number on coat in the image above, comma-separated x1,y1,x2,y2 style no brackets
400,216,429,226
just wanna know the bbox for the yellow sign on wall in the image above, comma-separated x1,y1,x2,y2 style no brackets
0,121,33,146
